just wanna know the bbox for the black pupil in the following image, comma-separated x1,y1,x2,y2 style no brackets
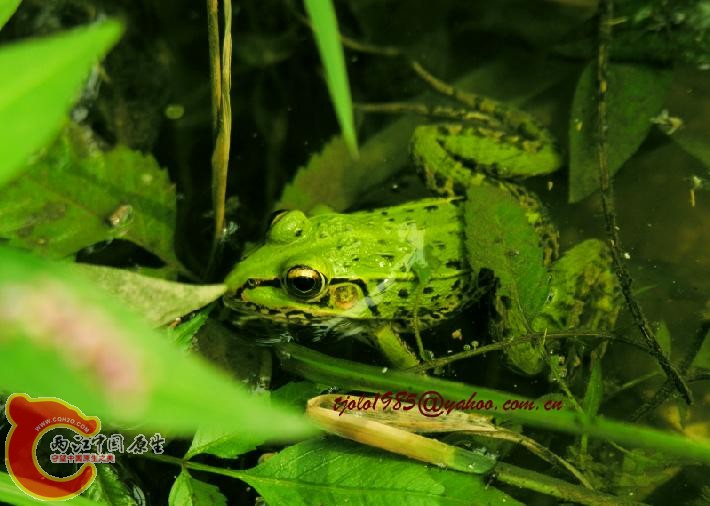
293,276,316,293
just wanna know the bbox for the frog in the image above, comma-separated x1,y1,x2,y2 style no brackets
223,97,621,375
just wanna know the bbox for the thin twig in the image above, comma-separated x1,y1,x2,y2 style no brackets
595,0,692,404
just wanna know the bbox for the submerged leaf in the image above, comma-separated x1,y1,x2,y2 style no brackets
0,246,314,438
0,20,122,186
568,62,672,203
0,125,181,269
242,437,520,506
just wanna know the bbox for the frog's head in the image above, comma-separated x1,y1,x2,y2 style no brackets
224,209,380,326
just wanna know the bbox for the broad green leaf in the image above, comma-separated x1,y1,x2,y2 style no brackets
0,125,181,269
168,471,226,506
0,0,21,30
0,471,97,506
0,246,314,439
84,465,135,506
304,0,358,158
242,437,521,506
464,184,548,320
463,184,549,374
74,264,224,326
0,20,122,186
568,62,672,203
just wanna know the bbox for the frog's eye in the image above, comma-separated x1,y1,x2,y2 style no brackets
268,209,289,227
284,265,327,300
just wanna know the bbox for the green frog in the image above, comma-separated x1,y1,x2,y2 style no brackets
224,100,621,374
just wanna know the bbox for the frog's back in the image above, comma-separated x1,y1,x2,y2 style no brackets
342,198,473,327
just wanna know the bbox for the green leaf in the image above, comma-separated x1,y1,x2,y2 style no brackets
166,307,211,351
0,246,314,439
304,0,358,158
656,320,672,358
0,125,181,269
0,20,122,186
464,184,549,321
185,423,262,460
84,465,135,506
0,0,21,30
242,437,521,506
74,264,224,326
568,62,672,203
168,471,227,506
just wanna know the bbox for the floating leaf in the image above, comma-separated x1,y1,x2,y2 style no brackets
0,0,21,30
0,20,122,186
304,0,358,158
0,125,181,269
0,246,314,439
74,264,224,326
568,62,672,203
168,471,227,506
242,437,520,506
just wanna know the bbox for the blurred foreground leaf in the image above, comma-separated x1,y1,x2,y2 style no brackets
0,246,313,439
0,20,122,186
0,0,21,30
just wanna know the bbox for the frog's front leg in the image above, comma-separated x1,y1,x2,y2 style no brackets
371,324,420,369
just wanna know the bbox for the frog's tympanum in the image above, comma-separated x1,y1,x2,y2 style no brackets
224,102,621,374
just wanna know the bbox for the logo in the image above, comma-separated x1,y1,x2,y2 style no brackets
4,393,101,501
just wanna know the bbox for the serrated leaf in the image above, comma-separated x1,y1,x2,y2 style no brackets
304,0,358,158
0,125,181,269
242,437,520,506
168,471,226,506
0,20,122,186
0,0,21,30
0,246,314,439
464,184,549,320
568,62,672,203
84,465,136,506
74,264,224,326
